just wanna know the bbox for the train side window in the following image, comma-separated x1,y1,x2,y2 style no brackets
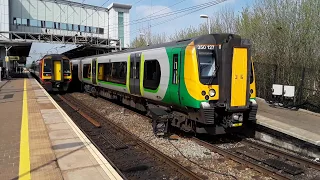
143,60,161,90
103,63,112,81
99,62,126,84
88,64,91,78
172,54,178,84
112,62,127,84
83,64,91,79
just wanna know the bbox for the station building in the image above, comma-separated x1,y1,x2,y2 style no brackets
0,0,131,74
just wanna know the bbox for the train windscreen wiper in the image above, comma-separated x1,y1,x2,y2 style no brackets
207,64,219,85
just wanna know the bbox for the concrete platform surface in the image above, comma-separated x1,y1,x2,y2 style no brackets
0,75,123,180
0,79,23,180
256,98,320,146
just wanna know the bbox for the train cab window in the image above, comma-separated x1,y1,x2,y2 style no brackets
144,60,161,90
197,50,217,84
63,60,71,74
43,59,52,73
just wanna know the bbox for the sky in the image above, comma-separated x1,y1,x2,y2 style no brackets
27,0,254,64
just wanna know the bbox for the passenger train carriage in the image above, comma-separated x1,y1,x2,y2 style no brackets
30,54,72,92
71,33,258,136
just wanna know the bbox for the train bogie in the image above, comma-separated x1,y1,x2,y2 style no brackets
71,33,258,136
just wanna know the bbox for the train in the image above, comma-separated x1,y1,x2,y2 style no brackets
70,33,258,136
29,54,72,92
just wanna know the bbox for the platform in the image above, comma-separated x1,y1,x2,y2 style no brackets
0,75,123,180
256,97,320,147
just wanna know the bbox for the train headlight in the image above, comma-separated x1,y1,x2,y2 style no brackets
209,89,216,97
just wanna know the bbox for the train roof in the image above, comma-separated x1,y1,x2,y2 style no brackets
42,54,69,60
69,33,246,61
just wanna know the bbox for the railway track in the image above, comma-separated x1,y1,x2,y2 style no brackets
58,92,320,179
192,137,320,180
52,93,203,180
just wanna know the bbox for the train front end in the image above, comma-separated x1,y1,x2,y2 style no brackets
184,34,257,135
41,55,72,92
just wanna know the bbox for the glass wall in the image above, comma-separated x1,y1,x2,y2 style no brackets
12,17,104,34
118,12,124,47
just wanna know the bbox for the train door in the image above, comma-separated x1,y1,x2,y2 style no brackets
170,48,182,105
129,53,141,95
91,58,97,85
53,60,62,81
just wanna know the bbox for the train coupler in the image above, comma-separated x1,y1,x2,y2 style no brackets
149,107,172,136
222,113,244,128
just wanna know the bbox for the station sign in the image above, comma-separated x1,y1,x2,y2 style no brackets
5,56,20,62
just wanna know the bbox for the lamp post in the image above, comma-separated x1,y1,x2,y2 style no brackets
200,14,211,34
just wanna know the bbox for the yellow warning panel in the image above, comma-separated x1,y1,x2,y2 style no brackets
231,48,248,107
54,61,62,81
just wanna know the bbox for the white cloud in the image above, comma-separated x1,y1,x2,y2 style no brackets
136,5,172,18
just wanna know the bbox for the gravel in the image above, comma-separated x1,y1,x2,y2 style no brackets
71,92,274,180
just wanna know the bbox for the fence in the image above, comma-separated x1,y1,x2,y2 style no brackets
254,62,320,113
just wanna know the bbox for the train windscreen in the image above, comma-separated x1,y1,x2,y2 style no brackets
63,60,71,75
197,46,217,84
43,59,52,73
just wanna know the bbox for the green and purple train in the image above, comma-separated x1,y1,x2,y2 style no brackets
70,33,258,136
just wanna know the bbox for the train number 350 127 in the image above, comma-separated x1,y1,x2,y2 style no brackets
197,45,215,50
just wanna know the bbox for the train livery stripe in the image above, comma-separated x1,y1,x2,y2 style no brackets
231,47,248,107
19,79,31,180
126,55,131,93
140,53,145,96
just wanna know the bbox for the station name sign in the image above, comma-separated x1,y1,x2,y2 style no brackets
5,56,20,62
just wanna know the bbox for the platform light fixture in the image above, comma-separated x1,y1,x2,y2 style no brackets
200,14,211,34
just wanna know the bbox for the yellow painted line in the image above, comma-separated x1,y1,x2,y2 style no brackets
19,79,31,180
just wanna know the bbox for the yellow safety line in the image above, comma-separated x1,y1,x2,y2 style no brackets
19,79,31,180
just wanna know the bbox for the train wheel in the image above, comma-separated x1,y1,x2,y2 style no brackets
91,87,98,98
